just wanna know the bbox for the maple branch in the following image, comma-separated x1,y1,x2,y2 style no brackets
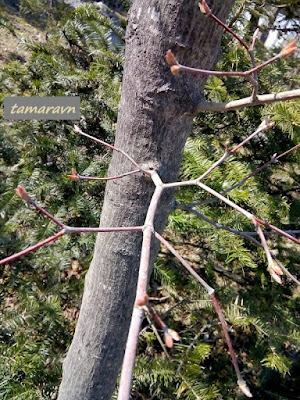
0,186,144,266
197,89,300,112
155,231,252,397
117,171,164,400
196,117,274,181
190,143,300,207
0,230,65,266
67,167,141,182
74,125,149,175
176,204,300,286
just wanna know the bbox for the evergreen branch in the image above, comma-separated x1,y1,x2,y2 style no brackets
154,231,252,397
196,89,300,112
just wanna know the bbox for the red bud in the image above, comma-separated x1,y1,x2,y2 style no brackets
166,49,177,66
281,40,297,58
16,185,30,202
67,168,79,181
198,0,212,16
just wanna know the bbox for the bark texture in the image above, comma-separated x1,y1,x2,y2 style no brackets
58,1,235,399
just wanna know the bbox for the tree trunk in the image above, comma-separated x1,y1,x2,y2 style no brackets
58,1,235,399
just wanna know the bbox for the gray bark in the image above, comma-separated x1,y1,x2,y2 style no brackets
58,0,235,399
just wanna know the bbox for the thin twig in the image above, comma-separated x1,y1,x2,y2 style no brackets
74,125,149,174
176,204,300,286
155,231,252,397
190,143,300,207
0,230,65,266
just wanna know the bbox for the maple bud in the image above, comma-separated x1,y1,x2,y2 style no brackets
67,168,79,181
268,261,283,284
165,49,177,66
198,0,212,16
16,185,30,202
163,327,180,348
238,379,253,398
280,40,297,58
171,65,180,75
136,294,149,307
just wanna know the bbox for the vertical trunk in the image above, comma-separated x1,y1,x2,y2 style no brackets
58,1,235,399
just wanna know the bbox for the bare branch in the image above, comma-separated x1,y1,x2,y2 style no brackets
118,171,164,400
197,89,300,112
0,230,65,266
74,125,149,175
67,168,141,182
190,143,300,207
155,231,252,397
177,204,300,286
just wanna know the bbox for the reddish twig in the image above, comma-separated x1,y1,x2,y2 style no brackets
256,218,300,246
155,231,252,397
198,0,249,50
143,302,180,348
0,230,65,266
67,168,141,182
16,185,64,228
74,125,149,175
189,142,300,207
176,204,300,286
0,186,144,266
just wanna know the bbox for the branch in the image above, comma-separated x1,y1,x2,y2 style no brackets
117,171,164,400
155,231,252,398
0,186,144,266
67,167,141,182
74,125,149,175
190,143,300,207
177,204,300,286
197,89,300,112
